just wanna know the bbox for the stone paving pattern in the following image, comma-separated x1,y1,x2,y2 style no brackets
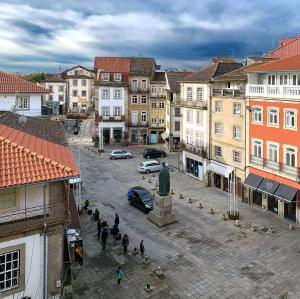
67,141,300,299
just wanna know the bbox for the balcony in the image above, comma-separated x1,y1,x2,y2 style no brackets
150,123,165,128
247,84,300,99
150,93,165,98
178,99,208,109
99,115,125,122
182,143,207,158
129,87,149,93
129,121,148,127
212,88,245,98
250,155,300,178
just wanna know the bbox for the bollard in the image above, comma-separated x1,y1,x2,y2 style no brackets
222,214,227,221
171,189,175,195
144,256,150,264
235,220,240,227
289,223,294,230
209,208,215,215
144,283,153,292
199,203,203,209
250,224,256,231
268,225,274,234
142,175,145,180
188,198,192,204
179,194,183,199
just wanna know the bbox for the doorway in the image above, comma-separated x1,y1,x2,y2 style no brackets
253,190,262,206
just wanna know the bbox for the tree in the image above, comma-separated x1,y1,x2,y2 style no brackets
23,72,46,83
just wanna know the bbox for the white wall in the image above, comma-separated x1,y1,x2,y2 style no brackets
1,234,44,299
98,87,127,115
0,94,41,116
44,82,67,104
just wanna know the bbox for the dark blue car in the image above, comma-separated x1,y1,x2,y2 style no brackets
127,186,153,213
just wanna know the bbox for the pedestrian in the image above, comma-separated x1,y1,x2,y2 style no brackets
97,219,102,240
101,225,109,250
116,266,124,285
111,224,119,244
140,240,145,260
114,213,119,226
121,234,129,255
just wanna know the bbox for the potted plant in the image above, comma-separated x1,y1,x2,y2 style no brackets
83,199,90,210
94,208,100,221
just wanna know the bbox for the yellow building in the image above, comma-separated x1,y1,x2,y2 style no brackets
149,71,166,143
210,66,247,197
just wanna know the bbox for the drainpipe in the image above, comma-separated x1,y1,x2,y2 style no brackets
43,183,48,299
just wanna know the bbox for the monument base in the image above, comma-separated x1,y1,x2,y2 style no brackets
147,194,177,227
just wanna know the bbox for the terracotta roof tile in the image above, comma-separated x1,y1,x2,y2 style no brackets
166,71,195,92
94,57,131,72
0,71,49,94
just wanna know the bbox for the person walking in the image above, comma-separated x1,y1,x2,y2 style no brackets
101,225,109,250
97,219,102,240
140,240,145,260
116,266,124,285
114,213,119,226
121,234,129,255
111,224,119,245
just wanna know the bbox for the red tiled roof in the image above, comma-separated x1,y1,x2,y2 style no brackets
0,71,49,94
94,57,131,73
248,54,300,72
0,124,78,188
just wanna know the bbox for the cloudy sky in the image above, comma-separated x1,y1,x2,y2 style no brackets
0,0,299,73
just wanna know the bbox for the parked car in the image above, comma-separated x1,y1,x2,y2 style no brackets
138,160,168,174
142,148,166,159
109,149,133,159
127,186,153,213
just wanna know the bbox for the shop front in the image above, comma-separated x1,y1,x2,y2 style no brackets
207,161,233,192
182,151,206,181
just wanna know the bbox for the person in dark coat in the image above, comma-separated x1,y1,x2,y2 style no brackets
97,219,102,240
111,224,119,244
114,213,119,226
140,240,145,259
101,226,109,250
116,266,124,285
121,234,129,255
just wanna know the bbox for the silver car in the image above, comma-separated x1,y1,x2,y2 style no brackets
138,160,168,174
109,149,133,159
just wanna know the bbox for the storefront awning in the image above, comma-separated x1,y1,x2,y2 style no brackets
244,173,263,190
274,183,298,203
257,178,280,196
207,161,233,178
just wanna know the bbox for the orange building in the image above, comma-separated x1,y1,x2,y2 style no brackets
245,54,300,223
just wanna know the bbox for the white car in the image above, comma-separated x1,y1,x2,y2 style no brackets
138,160,168,174
109,149,133,159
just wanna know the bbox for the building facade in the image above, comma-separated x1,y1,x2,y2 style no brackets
149,71,166,144
245,54,300,223
0,71,49,116
61,65,94,113
94,57,130,144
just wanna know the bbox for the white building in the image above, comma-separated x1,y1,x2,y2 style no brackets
61,65,94,113
42,74,67,115
0,71,49,116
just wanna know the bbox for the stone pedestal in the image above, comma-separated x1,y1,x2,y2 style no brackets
147,194,177,227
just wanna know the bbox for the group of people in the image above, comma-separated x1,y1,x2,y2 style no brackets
96,213,146,285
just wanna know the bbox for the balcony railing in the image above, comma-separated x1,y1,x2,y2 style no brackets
247,84,300,99
250,155,300,178
129,87,149,93
99,115,125,122
182,143,207,158
128,121,148,127
150,123,165,128
212,88,245,98
178,99,208,109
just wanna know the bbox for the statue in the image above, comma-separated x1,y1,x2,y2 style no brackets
159,162,170,196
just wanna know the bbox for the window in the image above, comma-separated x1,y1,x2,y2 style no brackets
252,107,262,124
284,110,296,129
102,73,110,81
196,111,203,125
151,102,157,109
215,146,222,157
114,107,121,116
159,87,165,95
233,103,241,115
159,102,165,108
233,150,241,163
151,86,157,94
49,85,53,92
0,250,20,292
293,75,297,86
186,110,192,122
280,74,288,85
233,126,241,139
141,80,147,90
59,95,64,102
81,90,86,97
175,121,180,131
17,96,30,110
215,122,222,135
72,80,78,86
131,111,138,124
132,80,138,88
175,108,181,117
141,96,147,104
226,81,231,88
74,70,79,75
159,118,164,124
268,75,275,85
268,143,278,162
58,85,64,92
72,103,78,108
285,147,296,167
101,106,110,116
0,189,17,210
114,89,121,99
48,95,53,101
131,95,138,104
102,89,109,99
215,101,222,112
72,90,77,97
195,131,204,147
141,112,147,123
151,117,157,124
253,140,262,158
268,108,278,126
81,79,87,86
186,129,192,144
196,88,203,101
187,87,192,100
114,73,121,81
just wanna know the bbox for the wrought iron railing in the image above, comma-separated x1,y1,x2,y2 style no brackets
182,143,207,158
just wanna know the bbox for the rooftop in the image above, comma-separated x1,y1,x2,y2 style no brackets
130,57,156,76
94,57,131,73
166,71,195,92
152,71,166,82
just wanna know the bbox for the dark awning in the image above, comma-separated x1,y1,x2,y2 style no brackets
244,174,264,189
274,183,298,203
257,178,280,196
